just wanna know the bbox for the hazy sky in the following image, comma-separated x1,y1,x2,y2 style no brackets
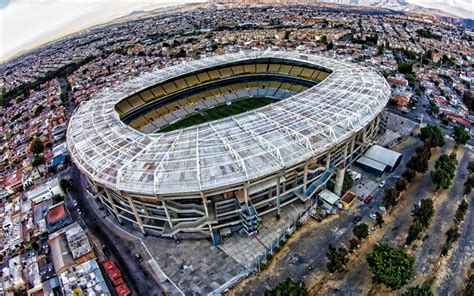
1,1,472,62
0,0,203,61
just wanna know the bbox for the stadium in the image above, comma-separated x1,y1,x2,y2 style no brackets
67,50,390,243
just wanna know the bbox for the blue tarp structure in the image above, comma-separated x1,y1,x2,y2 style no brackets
50,155,66,168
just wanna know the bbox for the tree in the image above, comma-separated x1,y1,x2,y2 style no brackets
402,168,417,182
407,154,429,174
326,244,349,273
349,238,360,252
32,156,44,167
468,161,474,173
353,223,369,240
431,154,457,189
453,126,470,146
398,61,414,74
455,199,469,222
265,278,309,296
403,283,433,296
395,177,408,192
420,125,445,148
383,187,399,209
366,244,414,290
406,221,423,245
412,199,434,228
30,136,44,155
465,174,474,195
342,172,354,195
375,212,384,228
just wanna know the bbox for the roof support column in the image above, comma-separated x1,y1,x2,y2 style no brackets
104,188,122,224
303,160,309,192
349,136,356,168
276,172,282,216
243,183,249,208
162,199,174,228
124,193,146,235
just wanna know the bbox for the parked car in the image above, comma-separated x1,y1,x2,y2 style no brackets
363,195,373,204
379,180,386,188
369,213,378,220
102,245,110,257
135,253,143,262
352,216,363,224
379,206,386,213
72,199,78,207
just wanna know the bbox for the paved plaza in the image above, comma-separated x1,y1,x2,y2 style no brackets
219,202,307,269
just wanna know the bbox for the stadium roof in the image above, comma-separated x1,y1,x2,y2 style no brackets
67,50,390,195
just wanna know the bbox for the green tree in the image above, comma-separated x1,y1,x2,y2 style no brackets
431,154,457,189
367,244,414,290
403,283,433,296
349,238,360,252
395,177,408,192
402,168,417,182
455,199,469,222
468,161,474,173
406,221,423,245
420,125,445,148
30,136,45,155
383,187,399,209
453,126,470,146
326,244,349,273
265,278,309,296
398,61,414,74
375,212,384,228
353,223,369,240
342,171,354,195
412,199,434,228
465,174,474,195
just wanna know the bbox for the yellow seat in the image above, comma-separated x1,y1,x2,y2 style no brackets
300,68,315,80
162,82,178,94
127,95,144,109
256,64,268,73
150,85,166,98
184,75,199,87
140,91,155,102
289,66,304,77
316,71,330,81
218,67,232,78
174,79,188,90
268,64,281,73
279,65,292,74
231,65,244,75
208,70,221,80
243,64,256,74
116,100,133,115
197,72,211,83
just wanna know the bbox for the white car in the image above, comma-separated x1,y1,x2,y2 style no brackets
379,206,386,213
369,213,378,220
72,199,78,207
379,180,386,188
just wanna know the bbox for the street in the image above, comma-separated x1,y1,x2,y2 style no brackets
64,167,164,296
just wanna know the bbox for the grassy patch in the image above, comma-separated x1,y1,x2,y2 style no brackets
161,97,276,132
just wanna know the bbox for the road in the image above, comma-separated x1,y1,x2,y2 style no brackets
437,148,474,295
232,136,422,295
65,166,164,296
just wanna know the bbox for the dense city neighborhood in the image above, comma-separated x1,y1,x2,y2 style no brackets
0,2,473,296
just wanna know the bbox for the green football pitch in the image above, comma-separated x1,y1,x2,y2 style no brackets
160,97,277,132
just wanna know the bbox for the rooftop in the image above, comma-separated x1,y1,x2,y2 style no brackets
67,50,390,195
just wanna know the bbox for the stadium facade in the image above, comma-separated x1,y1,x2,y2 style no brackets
67,50,390,243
